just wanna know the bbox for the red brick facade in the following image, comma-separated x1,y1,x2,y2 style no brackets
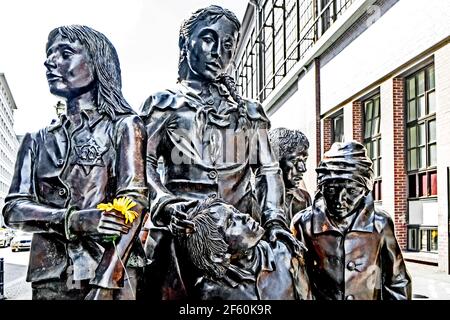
392,77,408,249
352,101,364,143
323,117,332,154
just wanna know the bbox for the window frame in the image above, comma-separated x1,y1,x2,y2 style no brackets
407,225,438,253
406,64,437,200
363,93,382,201
331,110,344,144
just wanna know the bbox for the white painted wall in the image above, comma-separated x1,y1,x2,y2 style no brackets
379,79,395,220
320,0,450,115
435,43,450,272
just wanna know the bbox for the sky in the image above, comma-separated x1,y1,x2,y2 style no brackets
0,0,248,135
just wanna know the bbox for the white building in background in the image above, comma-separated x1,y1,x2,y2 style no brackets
234,0,450,272
0,73,19,227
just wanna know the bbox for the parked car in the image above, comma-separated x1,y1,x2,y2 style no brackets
10,231,32,252
0,228,14,247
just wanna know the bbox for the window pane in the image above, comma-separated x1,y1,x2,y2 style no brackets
364,120,372,138
429,143,437,167
428,91,436,114
408,126,417,148
373,181,379,200
374,97,380,117
372,159,378,177
418,172,427,197
419,146,426,169
408,150,417,171
430,229,438,251
408,100,416,122
378,180,382,200
378,139,382,156
418,96,425,118
430,171,438,195
365,101,373,120
376,116,381,134
408,228,418,251
373,138,378,158
420,230,427,251
333,115,344,143
372,117,380,136
418,123,426,146
378,158,382,177
365,141,372,158
427,66,435,90
408,174,417,197
407,77,416,99
417,71,425,95
428,120,436,142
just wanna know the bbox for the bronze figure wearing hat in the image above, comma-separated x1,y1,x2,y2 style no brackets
291,141,411,300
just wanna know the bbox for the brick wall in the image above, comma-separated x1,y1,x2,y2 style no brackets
323,117,332,154
392,77,408,249
352,101,364,143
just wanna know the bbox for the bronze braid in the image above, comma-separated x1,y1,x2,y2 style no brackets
217,73,250,132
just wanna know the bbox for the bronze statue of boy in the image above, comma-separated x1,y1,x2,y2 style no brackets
291,141,411,300
182,197,311,300
269,128,311,225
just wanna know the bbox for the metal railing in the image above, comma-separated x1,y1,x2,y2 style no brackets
235,0,353,102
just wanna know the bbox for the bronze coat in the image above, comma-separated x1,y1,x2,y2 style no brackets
140,82,287,299
194,241,312,300
140,82,286,227
291,193,411,300
2,110,148,288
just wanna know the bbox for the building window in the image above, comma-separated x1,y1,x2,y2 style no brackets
406,65,437,199
332,111,344,143
236,0,354,102
363,94,382,201
407,226,438,252
406,64,437,254
320,0,335,35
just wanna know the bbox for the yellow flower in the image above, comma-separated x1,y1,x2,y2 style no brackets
97,197,139,224
97,202,114,211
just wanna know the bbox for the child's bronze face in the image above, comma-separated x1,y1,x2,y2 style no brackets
280,147,308,189
185,16,238,82
45,35,95,100
321,179,366,220
213,203,265,253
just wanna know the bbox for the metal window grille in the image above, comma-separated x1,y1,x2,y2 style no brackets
235,0,353,102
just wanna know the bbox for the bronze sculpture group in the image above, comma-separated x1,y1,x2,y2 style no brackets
2,5,411,300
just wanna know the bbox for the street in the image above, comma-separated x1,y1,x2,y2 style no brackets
1,246,450,300
0,246,31,300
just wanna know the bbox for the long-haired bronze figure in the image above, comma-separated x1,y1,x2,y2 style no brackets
3,25,147,300
140,5,302,299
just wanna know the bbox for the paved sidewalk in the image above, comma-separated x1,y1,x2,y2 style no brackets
3,263,31,300
2,255,450,300
407,261,450,300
